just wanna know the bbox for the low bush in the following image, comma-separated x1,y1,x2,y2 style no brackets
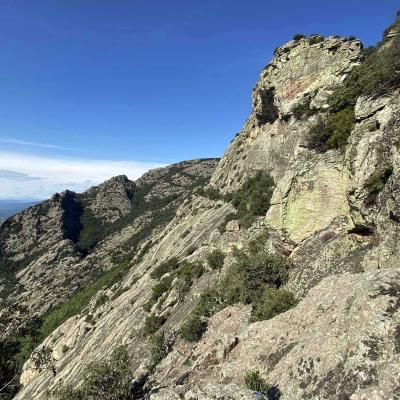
180,232,294,342
179,289,222,342
179,315,208,342
293,33,305,41
244,370,270,394
305,116,331,150
151,275,174,302
150,257,179,280
225,172,274,229
52,346,133,400
221,248,290,307
143,315,165,335
306,107,355,151
192,289,222,318
325,107,355,149
304,17,400,153
176,261,204,283
206,249,225,269
196,186,222,201
308,35,324,45
291,100,315,120
253,287,297,321
329,31,400,113
149,332,170,365
145,260,205,312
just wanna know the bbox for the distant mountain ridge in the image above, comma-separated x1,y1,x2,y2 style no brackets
0,200,39,222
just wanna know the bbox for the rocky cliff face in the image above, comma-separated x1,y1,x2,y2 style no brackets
5,23,400,400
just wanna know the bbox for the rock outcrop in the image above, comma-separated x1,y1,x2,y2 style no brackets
151,270,400,400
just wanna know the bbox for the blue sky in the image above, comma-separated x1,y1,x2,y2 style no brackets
0,0,399,199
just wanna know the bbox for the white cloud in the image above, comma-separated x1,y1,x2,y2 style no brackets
0,169,43,181
0,152,164,199
0,137,69,149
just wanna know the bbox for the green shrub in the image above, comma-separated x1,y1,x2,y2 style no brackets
207,249,225,269
192,289,222,318
142,300,155,312
151,275,174,302
226,172,274,229
306,107,355,151
179,232,291,342
253,287,297,321
329,33,400,113
221,248,290,307
146,260,205,312
291,100,315,120
180,315,207,342
149,332,170,365
293,33,305,41
325,107,355,149
52,346,132,400
143,315,165,335
179,289,222,342
196,186,222,201
150,257,179,280
305,116,331,150
244,370,270,394
308,35,324,45
176,261,204,285
95,294,108,308
304,21,400,154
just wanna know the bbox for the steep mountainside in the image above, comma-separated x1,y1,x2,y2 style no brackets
0,159,217,311
0,158,218,398
3,16,400,400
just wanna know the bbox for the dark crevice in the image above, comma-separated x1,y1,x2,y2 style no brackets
348,225,374,236
389,211,400,223
365,165,393,206
60,191,84,244
255,87,279,124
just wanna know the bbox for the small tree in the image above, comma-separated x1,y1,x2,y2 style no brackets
31,346,56,376
253,287,297,321
180,316,207,342
207,249,225,269
149,332,172,365
293,33,306,41
52,345,132,400
143,315,165,335
244,370,270,394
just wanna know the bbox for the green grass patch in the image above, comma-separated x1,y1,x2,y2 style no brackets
40,258,131,340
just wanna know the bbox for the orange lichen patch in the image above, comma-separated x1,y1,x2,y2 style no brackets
278,73,320,102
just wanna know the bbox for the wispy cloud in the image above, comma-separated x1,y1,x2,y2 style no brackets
0,137,69,149
0,169,43,181
0,152,164,199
